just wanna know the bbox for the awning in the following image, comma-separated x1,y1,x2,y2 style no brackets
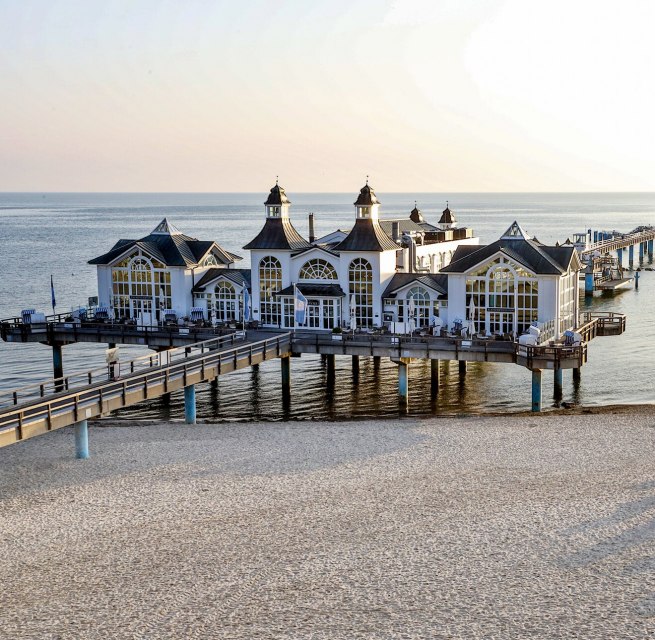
275,283,345,298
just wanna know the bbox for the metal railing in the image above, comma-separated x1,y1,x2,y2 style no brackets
582,228,655,256
0,331,247,409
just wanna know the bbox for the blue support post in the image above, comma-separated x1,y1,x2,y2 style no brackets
458,360,467,377
593,231,598,243
398,361,409,407
640,242,645,260
585,271,594,295
52,343,64,389
617,248,623,266
629,244,634,265
74,420,89,459
635,271,640,289
352,355,360,380
184,384,196,424
554,368,563,400
648,239,653,259
532,369,542,413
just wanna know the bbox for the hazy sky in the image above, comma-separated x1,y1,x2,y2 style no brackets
1,0,654,192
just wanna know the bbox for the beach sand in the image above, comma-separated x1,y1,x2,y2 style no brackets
1,410,655,639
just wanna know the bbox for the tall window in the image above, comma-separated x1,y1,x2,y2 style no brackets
559,271,576,333
406,286,430,326
299,258,338,280
214,280,237,322
349,258,373,327
259,256,282,326
111,251,171,320
465,257,538,336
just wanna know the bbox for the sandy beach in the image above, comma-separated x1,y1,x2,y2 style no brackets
1,411,655,639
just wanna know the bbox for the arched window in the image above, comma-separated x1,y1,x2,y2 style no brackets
299,258,338,280
406,286,431,326
214,280,237,322
203,254,219,267
259,256,282,326
349,258,373,327
111,252,171,321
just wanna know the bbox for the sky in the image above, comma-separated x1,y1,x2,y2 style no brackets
1,0,654,192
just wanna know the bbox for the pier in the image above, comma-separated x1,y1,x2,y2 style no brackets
579,226,654,294
0,309,626,453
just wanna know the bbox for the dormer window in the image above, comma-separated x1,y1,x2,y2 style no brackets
203,254,219,267
359,206,371,218
269,206,281,217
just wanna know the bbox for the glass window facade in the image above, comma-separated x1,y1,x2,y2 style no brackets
259,256,282,326
299,258,338,280
349,258,373,327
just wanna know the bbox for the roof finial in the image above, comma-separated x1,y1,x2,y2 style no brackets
366,174,369,185
276,175,279,185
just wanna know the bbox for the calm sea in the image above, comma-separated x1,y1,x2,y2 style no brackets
1,192,654,419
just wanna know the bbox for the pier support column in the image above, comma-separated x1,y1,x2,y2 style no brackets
572,367,581,382
593,231,598,243
398,359,409,408
585,269,594,295
639,242,645,261
373,356,381,370
184,384,196,424
52,342,64,391
531,369,542,413
326,354,336,379
648,239,653,261
617,248,623,266
458,360,467,378
629,244,634,266
430,359,440,394
74,420,89,459
554,368,563,401
352,355,360,380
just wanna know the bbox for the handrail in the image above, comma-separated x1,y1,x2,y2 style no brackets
581,228,655,255
0,331,247,408
0,333,292,428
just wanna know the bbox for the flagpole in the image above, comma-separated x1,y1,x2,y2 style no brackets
293,283,297,336
50,274,56,317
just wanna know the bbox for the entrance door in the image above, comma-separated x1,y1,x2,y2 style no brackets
306,299,321,328
488,311,514,336
132,299,154,326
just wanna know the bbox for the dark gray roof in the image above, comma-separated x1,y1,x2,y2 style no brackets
441,238,581,275
89,220,240,267
264,183,291,206
382,273,448,298
409,205,424,223
291,244,340,258
275,283,346,297
192,268,251,292
438,206,456,225
243,217,311,251
334,219,399,252
354,183,381,206
378,219,425,236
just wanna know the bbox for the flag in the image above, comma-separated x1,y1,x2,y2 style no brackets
50,275,56,312
294,285,307,326
243,288,251,322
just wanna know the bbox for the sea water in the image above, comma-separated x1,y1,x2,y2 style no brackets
1,192,654,419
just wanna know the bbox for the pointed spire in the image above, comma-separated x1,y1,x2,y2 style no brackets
354,181,380,206
500,221,529,240
410,200,423,223
264,181,291,206
151,218,182,235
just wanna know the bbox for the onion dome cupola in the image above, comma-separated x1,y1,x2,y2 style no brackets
264,179,291,219
438,201,456,230
334,180,398,252
354,178,381,222
409,202,424,224
243,181,311,251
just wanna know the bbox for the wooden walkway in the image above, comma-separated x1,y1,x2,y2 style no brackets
0,332,291,448
581,228,655,257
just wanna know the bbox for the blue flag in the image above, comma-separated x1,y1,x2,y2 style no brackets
294,286,307,326
243,288,251,322
50,275,56,312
